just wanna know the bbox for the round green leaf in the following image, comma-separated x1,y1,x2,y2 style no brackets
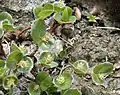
3,75,18,90
63,89,82,95
0,12,13,24
39,33,55,50
17,57,33,73
2,20,16,32
38,10,53,20
7,51,23,69
68,16,76,23
92,73,104,85
93,62,113,74
53,71,72,90
51,39,63,54
35,71,52,91
0,67,6,77
28,82,41,95
31,19,46,45
39,51,57,68
54,13,76,24
0,28,4,38
61,7,72,22
72,60,89,76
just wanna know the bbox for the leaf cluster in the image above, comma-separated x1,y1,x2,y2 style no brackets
0,0,114,95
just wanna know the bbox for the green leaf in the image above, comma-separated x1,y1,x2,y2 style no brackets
93,62,113,74
3,75,18,90
0,67,6,77
17,57,33,73
28,82,41,95
72,60,89,76
37,3,54,19
53,71,72,90
42,3,54,10
31,19,46,45
0,12,13,24
63,89,82,95
54,13,76,24
33,6,42,18
51,39,63,54
87,14,97,22
68,16,76,23
47,86,58,94
48,61,58,68
7,51,23,69
39,33,55,50
61,7,72,22
39,51,57,68
0,28,4,38
38,10,53,20
11,43,27,55
0,60,5,67
36,71,52,91
1,19,16,32
54,13,62,24
11,43,22,52
2,24,16,32
54,5,63,12
92,73,104,85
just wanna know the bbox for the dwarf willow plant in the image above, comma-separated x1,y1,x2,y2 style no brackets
0,12,16,38
0,0,114,95
72,60,114,85
87,14,97,23
29,0,80,94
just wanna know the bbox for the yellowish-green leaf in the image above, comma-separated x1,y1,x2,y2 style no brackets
31,19,46,45
3,75,18,90
38,10,53,20
61,7,72,22
63,89,82,95
92,73,104,85
28,82,41,95
53,71,72,90
0,12,13,24
93,62,113,74
36,71,52,91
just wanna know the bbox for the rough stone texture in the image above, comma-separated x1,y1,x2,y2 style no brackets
70,26,120,66
73,0,120,27
0,0,38,12
0,0,55,26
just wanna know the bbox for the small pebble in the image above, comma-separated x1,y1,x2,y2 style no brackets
74,7,81,21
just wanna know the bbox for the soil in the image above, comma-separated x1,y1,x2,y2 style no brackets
1,0,120,95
